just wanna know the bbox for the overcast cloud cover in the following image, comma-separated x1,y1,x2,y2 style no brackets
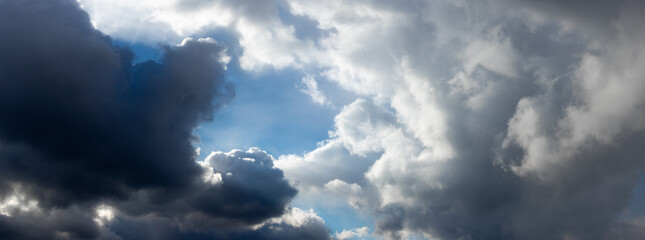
2,0,645,239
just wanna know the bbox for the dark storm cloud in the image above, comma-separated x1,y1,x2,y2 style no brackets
0,0,320,239
0,0,228,206
193,149,297,224
109,149,298,231
0,205,104,240
230,220,330,240
105,206,330,240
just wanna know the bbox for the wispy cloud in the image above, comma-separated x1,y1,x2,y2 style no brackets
299,75,329,106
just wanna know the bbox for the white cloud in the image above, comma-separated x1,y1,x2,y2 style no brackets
266,207,325,228
299,75,328,106
93,205,116,226
0,192,38,217
79,0,323,70
198,163,224,185
335,226,370,240
332,99,398,155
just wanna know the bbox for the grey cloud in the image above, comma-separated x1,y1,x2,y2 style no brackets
277,0,645,239
4,0,645,239
103,206,329,240
499,0,625,38
0,204,112,240
0,0,230,207
106,149,298,233
177,0,281,23
0,0,325,239
371,1,645,239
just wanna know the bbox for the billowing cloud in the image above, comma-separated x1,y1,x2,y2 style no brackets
0,0,231,208
276,99,394,190
4,0,645,239
0,0,328,239
282,0,645,239
78,0,326,70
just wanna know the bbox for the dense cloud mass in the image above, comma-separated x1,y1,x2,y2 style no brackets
0,0,226,206
0,0,327,239
5,0,645,239
279,0,645,239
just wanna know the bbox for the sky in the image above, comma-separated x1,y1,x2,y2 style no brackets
1,0,645,239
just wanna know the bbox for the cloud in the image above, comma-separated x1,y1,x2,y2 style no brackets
78,0,325,70
335,226,370,240
276,0,645,239
9,0,645,239
0,0,230,208
275,99,393,191
299,75,328,106
0,0,328,239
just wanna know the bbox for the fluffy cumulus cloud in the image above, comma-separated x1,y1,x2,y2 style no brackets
336,226,370,240
0,0,329,239
284,0,645,239
4,0,645,239
78,0,326,70
277,0,645,239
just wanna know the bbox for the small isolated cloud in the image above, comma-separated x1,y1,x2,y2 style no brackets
335,226,370,240
299,74,329,106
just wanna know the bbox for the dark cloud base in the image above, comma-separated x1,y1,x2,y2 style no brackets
0,0,327,239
